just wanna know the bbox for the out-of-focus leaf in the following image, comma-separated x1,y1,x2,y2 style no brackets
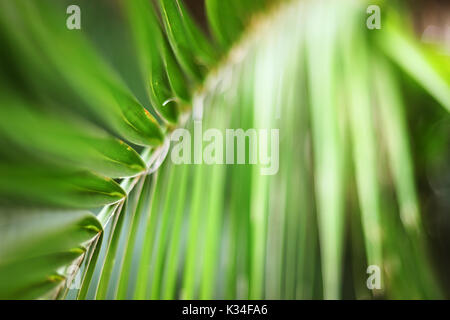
305,0,345,299
341,5,383,274
133,170,163,299
161,163,190,299
161,38,191,103
0,94,146,178
123,0,180,124
75,232,103,300
95,201,127,299
115,176,155,299
172,0,218,66
0,164,125,209
205,0,245,48
374,57,423,232
0,0,163,146
379,14,450,112
158,0,208,81
0,209,101,299
76,203,123,300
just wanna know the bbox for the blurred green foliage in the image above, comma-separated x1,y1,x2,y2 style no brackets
0,0,449,300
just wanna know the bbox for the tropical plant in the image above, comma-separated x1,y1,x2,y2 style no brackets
0,0,449,300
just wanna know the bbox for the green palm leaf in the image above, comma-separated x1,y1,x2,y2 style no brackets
0,0,449,300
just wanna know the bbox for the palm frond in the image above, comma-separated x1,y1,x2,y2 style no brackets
0,0,449,300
